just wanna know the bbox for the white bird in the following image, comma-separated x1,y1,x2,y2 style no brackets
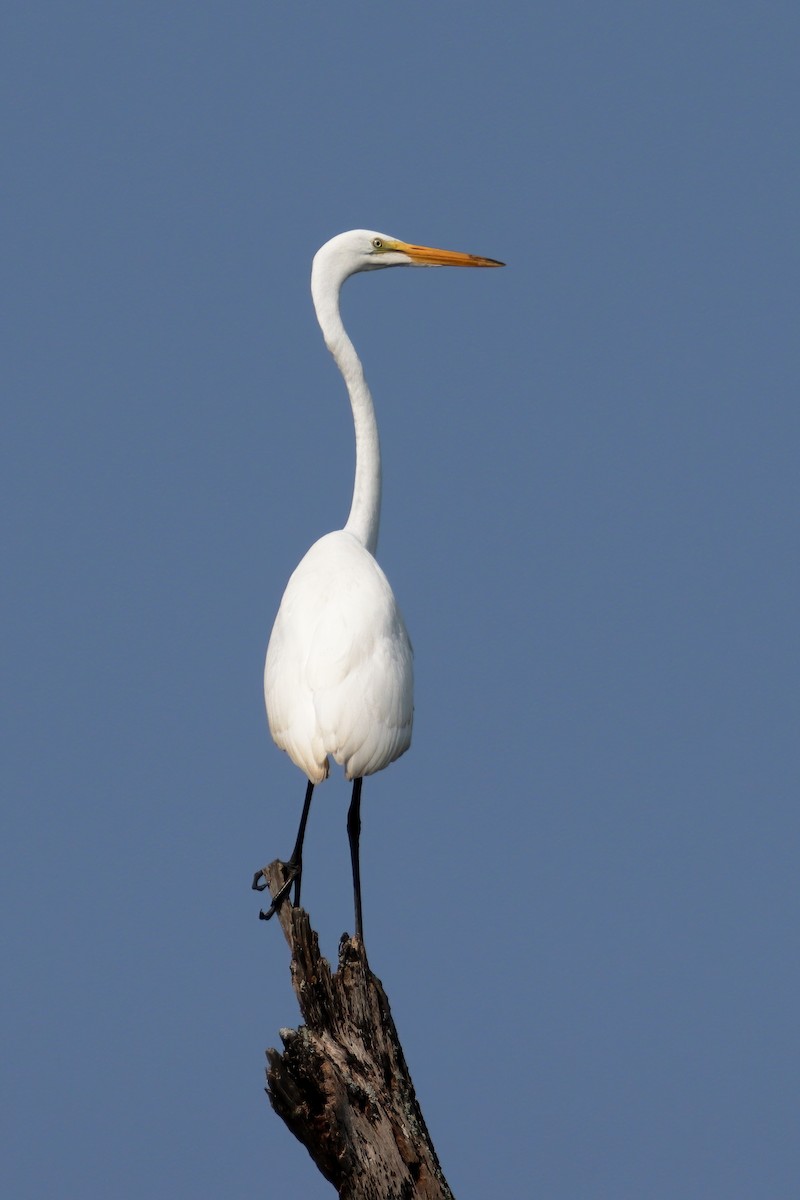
253,229,503,941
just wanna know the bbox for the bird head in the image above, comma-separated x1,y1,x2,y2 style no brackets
312,229,504,287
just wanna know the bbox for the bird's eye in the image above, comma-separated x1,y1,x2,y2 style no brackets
372,237,383,250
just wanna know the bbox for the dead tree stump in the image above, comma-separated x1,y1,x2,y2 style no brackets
260,860,456,1200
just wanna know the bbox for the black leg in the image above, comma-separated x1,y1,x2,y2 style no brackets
346,777,364,943
289,778,314,908
253,779,314,920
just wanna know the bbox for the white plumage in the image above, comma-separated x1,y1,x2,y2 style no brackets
265,529,413,784
255,229,503,940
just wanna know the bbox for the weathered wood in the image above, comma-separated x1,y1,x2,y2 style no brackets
261,860,456,1200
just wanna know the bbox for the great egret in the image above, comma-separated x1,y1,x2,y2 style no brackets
253,229,503,941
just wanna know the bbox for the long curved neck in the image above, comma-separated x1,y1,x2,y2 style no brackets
311,269,381,555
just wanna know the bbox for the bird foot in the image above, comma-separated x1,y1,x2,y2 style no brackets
253,861,301,920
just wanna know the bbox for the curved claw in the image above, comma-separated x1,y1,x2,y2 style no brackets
254,862,300,921
252,869,269,892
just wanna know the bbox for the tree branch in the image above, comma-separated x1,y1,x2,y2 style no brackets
261,860,456,1200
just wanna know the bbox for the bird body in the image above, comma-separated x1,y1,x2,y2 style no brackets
265,528,413,784
255,229,503,939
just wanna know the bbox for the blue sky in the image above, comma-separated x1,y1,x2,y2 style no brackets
3,3,798,1197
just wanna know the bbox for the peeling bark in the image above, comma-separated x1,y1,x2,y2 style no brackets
260,860,456,1200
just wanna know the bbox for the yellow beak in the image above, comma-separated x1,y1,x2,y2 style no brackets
392,240,504,268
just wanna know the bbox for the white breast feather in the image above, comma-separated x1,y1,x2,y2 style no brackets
264,531,413,783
